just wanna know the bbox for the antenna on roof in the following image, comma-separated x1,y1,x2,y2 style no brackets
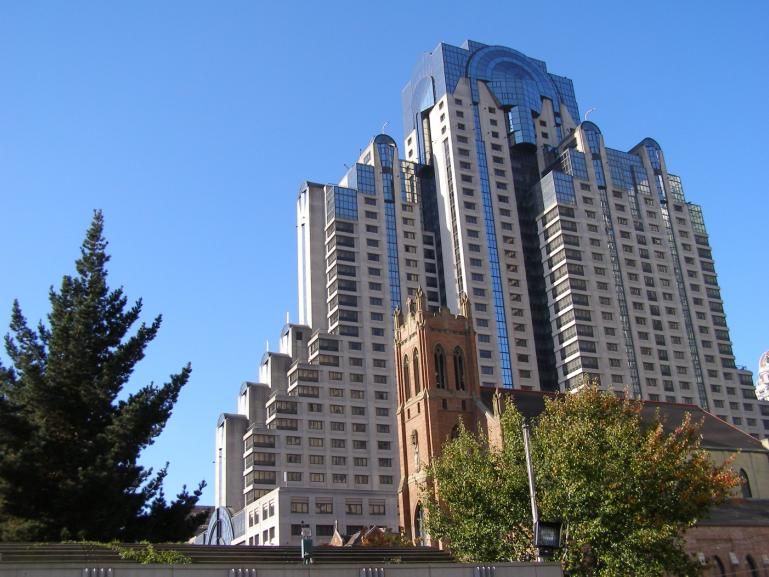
265,340,269,352
584,107,597,121
286,311,290,324
382,121,389,133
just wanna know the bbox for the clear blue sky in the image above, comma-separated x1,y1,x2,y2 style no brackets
1,1,767,505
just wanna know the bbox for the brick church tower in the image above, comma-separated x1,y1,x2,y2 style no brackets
394,289,482,543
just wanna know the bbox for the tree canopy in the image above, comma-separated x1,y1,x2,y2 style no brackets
423,386,739,577
0,211,205,542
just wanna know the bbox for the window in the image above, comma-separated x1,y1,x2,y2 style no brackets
315,524,334,537
413,350,421,393
453,347,465,390
345,502,363,515
403,355,411,398
290,524,304,536
740,469,752,498
434,345,446,388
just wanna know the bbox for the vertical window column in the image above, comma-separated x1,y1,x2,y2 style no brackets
377,142,403,312
474,105,513,388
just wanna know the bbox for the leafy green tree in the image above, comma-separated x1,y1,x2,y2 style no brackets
423,386,739,576
423,410,534,562
0,211,205,542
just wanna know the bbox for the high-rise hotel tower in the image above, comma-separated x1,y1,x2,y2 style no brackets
209,40,764,547
400,40,762,433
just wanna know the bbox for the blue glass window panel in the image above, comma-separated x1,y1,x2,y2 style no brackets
631,162,651,197
687,204,706,234
667,174,685,202
441,44,470,96
559,149,588,181
331,186,358,222
643,142,666,199
400,162,419,203
540,171,576,208
377,142,394,169
467,45,558,113
554,172,576,205
592,159,606,188
356,164,376,195
473,106,513,388
606,149,634,193
645,143,662,171
403,41,582,165
507,106,535,146
376,142,403,312
584,129,601,155
548,73,580,124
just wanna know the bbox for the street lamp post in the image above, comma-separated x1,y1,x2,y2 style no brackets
522,420,562,562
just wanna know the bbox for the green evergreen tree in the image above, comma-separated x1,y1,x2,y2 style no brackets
0,211,205,542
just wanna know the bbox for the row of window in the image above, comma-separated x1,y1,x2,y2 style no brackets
281,472,393,485
402,345,466,397
269,419,392,434
288,499,387,516
249,434,392,451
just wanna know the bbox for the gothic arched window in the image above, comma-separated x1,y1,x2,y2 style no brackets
403,355,411,399
453,347,465,390
435,345,446,389
740,469,752,498
712,555,726,577
746,555,759,577
414,503,424,543
413,350,421,394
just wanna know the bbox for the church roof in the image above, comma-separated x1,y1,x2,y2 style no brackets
478,387,767,452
